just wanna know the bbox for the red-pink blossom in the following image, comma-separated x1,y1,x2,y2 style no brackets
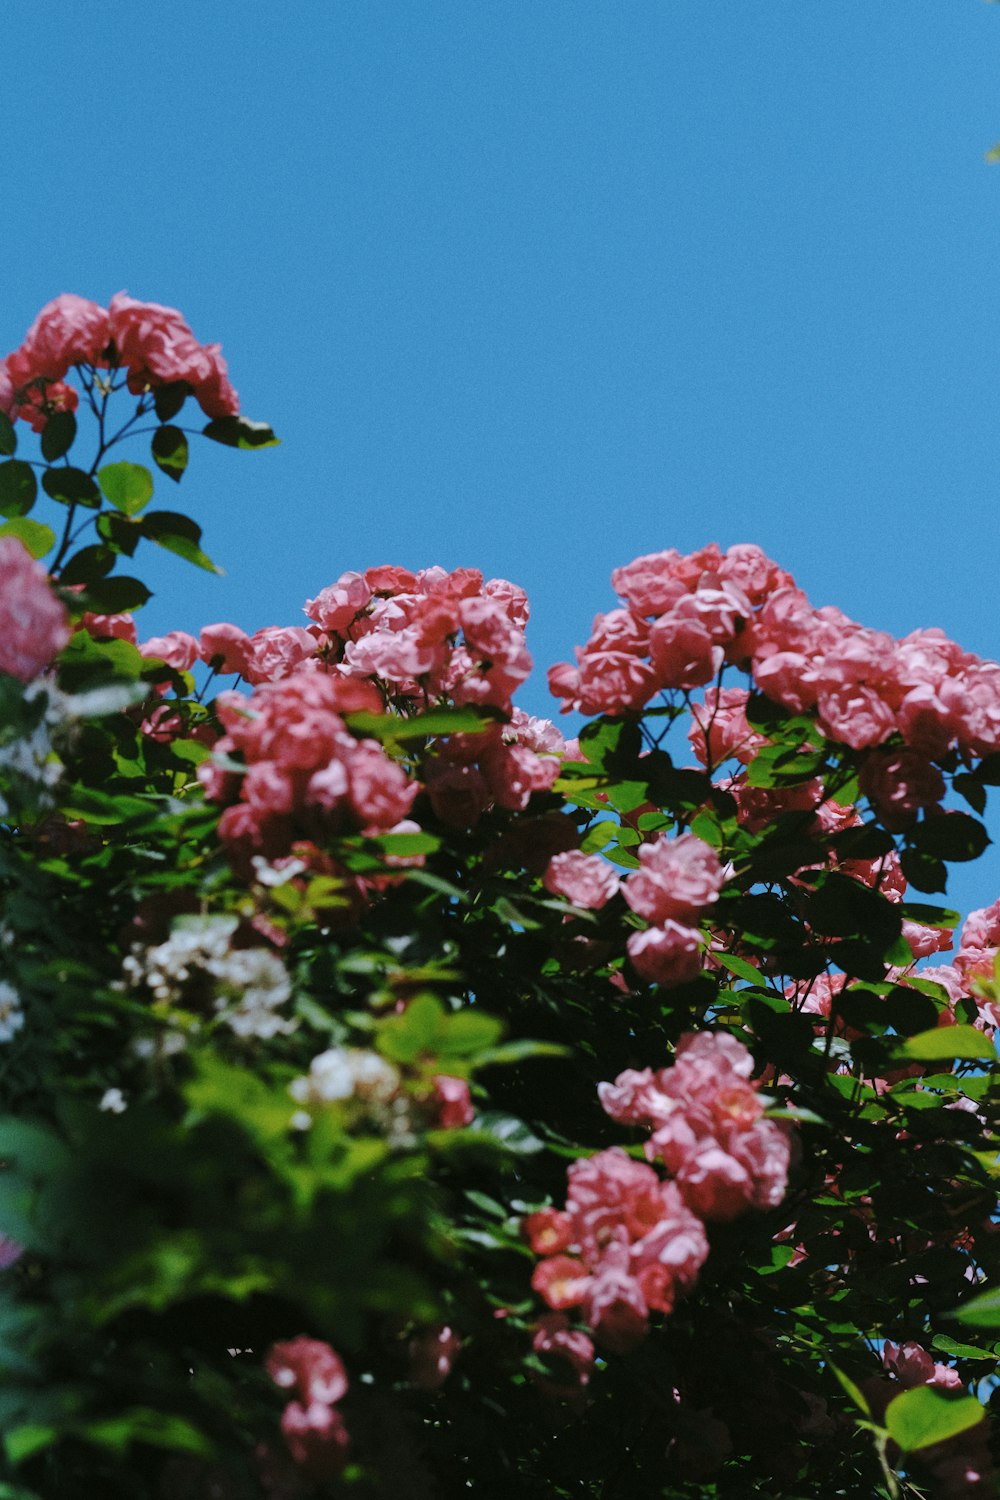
408,1325,462,1390
531,1313,595,1403
6,294,110,389
431,1075,474,1129
279,1401,349,1479
199,622,254,676
266,1337,349,1407
108,292,238,417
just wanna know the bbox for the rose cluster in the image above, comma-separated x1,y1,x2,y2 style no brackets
551,542,1000,789
198,671,417,870
526,1033,790,1369
621,830,726,986
265,1337,350,1481
0,290,238,430
306,563,531,715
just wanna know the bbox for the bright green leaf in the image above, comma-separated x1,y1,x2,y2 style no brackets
884,1386,983,1452
0,518,55,558
98,461,154,516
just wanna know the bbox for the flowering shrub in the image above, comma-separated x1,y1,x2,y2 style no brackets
2,296,1000,1500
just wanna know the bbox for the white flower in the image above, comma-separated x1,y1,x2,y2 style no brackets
99,1087,127,1114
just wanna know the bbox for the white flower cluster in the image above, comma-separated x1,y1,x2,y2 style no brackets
289,1047,416,1144
122,915,295,1041
0,980,25,1043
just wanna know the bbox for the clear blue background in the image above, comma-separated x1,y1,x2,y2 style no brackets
6,2,1000,910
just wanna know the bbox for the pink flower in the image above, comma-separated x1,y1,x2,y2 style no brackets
304,571,372,634
597,1068,676,1128
857,748,946,831
80,610,138,645
346,741,418,828
139,631,199,672
648,614,723,690
199,622,253,676
0,537,71,680
13,379,80,432
523,1209,575,1256
266,1337,348,1407
531,1313,595,1403
688,687,766,768
0,360,14,418
816,684,895,750
543,851,620,909
242,626,317,685
610,551,689,617
627,922,703,986
623,832,725,925
405,1325,461,1391
108,292,239,417
676,1142,754,1220
531,1255,592,1311
431,1074,474,1129
6,294,110,388
280,1401,349,1479
581,1248,649,1354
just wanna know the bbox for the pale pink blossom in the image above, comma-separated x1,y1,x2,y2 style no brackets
623,832,725,925
627,922,703,986
0,537,71,680
543,851,620,909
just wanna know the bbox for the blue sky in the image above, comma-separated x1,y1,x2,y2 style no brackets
7,2,1000,908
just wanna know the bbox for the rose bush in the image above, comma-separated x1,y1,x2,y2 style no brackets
1,294,999,1499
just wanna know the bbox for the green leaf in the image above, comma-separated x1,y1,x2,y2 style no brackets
346,706,501,741
42,466,101,509
140,509,219,573
467,1111,546,1154
0,518,55,559
884,1386,983,1452
932,1334,999,1359
898,1024,994,1062
202,415,280,449
154,382,191,422
377,993,446,1063
40,410,76,462
950,1287,1000,1328
912,811,990,864
371,829,441,857
439,1009,504,1058
0,460,37,518
716,954,765,984
58,545,116,587
59,785,160,826
79,1408,212,1457
898,902,960,929
3,1425,58,1465
0,411,16,457
79,575,152,613
98,461,154,516
151,424,189,482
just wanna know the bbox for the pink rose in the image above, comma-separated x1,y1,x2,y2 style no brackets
0,537,71,680
543,850,620,909
623,832,725,925
6,294,110,388
626,922,703,987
